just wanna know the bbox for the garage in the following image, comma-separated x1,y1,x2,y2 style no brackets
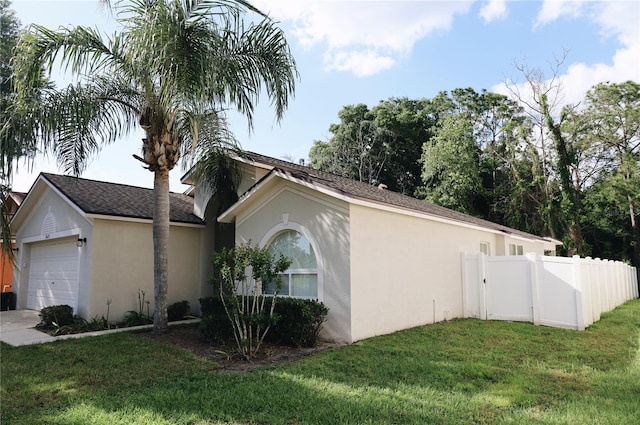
26,239,80,312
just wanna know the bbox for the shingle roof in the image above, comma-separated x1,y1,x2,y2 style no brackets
41,173,204,225
241,151,550,243
9,192,26,204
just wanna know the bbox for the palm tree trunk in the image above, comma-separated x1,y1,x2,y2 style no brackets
153,169,170,334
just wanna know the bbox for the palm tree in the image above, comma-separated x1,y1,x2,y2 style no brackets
11,0,298,333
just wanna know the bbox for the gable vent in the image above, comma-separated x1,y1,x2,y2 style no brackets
41,207,57,237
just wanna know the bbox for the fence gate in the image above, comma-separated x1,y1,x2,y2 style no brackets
484,256,533,322
461,253,638,330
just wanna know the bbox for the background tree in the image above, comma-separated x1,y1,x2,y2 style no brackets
419,115,481,214
505,55,588,255
0,0,46,258
580,81,640,269
369,97,433,195
309,104,388,186
11,0,297,333
0,0,21,256
309,97,432,195
309,79,637,265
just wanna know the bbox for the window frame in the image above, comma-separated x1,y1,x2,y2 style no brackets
260,222,323,301
508,243,524,256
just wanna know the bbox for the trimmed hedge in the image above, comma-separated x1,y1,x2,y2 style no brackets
199,296,234,343
199,296,329,347
168,300,190,322
268,298,329,347
36,305,74,328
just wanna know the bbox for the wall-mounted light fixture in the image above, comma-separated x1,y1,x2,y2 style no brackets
76,237,87,247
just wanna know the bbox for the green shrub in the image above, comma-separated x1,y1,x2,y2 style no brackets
212,245,291,360
268,298,329,347
52,315,109,335
199,296,329,347
119,310,153,327
198,296,234,343
36,305,74,329
168,300,190,322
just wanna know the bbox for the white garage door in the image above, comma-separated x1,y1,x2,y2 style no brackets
27,240,80,312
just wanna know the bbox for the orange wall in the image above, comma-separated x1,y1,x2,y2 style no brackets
0,244,13,292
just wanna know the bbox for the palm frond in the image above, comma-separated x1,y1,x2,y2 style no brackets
38,80,140,175
203,13,298,130
12,24,122,93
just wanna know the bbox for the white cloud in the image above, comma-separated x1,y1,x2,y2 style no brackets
324,49,396,77
533,0,585,29
479,0,508,23
253,0,473,77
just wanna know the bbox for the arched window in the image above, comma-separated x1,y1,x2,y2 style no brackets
266,230,318,298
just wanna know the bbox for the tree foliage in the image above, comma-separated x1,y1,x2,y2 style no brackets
309,80,640,268
420,115,480,214
578,81,640,265
309,98,433,195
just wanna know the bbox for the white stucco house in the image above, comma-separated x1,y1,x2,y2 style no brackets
11,151,560,343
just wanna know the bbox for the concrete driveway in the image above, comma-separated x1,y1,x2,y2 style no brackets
0,310,202,347
0,310,55,346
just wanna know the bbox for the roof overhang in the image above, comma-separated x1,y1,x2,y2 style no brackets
218,168,554,245
11,173,205,232
10,174,89,233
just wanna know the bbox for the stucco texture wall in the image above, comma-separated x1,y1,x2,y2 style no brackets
89,219,203,321
234,184,352,343
13,189,93,316
348,204,511,342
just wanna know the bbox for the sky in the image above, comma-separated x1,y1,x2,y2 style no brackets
8,0,640,194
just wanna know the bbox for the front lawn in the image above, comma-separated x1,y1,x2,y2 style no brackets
2,299,639,424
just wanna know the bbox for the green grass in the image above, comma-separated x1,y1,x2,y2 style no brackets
2,299,639,424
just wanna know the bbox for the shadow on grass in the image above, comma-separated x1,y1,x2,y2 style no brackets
2,300,639,425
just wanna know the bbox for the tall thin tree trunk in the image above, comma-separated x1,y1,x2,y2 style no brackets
153,169,170,334
541,95,585,256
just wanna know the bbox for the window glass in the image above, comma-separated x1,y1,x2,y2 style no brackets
265,274,289,296
509,243,524,256
268,230,318,299
291,274,317,298
269,230,317,269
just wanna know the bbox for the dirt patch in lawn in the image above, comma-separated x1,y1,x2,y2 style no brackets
138,325,345,372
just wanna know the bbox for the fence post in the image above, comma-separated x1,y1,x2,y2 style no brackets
460,252,468,318
573,255,585,330
600,259,610,312
479,253,487,320
527,253,541,326
631,265,640,298
582,257,594,328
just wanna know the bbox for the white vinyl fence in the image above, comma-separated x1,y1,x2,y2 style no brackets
461,253,639,330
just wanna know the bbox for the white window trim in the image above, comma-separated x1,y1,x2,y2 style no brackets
259,222,324,301
508,243,524,256
259,221,324,302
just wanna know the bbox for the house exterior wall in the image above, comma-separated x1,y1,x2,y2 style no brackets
12,188,93,316
232,184,352,343
89,219,204,321
347,203,548,342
